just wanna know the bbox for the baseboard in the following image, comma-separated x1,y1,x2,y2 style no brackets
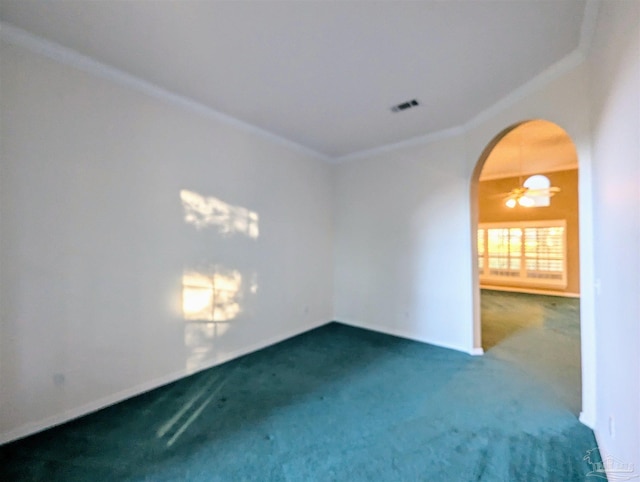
335,318,479,356
0,318,331,446
579,410,596,429
480,285,580,298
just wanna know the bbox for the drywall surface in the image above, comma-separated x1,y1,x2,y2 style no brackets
334,66,592,339
465,62,597,428
333,61,596,420
0,41,333,442
333,136,474,352
587,0,640,473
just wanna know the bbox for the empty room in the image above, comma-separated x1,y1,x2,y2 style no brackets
0,1,638,480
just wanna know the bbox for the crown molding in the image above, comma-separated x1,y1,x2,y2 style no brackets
333,45,586,164
463,49,586,134
464,0,598,131
331,125,465,164
0,22,331,163
578,0,601,57
333,2,598,163
1,0,598,166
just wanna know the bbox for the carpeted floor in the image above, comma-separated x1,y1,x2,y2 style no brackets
1,290,601,481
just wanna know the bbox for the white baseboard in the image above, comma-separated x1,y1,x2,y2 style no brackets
579,410,596,429
0,319,330,446
335,318,479,356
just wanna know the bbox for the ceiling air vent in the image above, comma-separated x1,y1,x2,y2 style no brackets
391,99,419,113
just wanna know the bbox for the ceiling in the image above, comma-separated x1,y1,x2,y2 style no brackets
480,120,579,181
0,1,589,160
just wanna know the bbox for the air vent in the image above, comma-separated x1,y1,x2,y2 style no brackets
391,99,419,113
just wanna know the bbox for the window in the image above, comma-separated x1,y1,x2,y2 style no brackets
477,228,485,270
523,175,551,207
478,220,567,288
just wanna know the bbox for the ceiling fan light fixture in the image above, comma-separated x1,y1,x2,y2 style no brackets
518,195,535,207
504,192,535,208
495,127,562,209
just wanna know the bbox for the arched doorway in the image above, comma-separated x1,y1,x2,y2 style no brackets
470,119,584,413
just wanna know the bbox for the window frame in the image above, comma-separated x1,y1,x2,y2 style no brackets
478,219,568,289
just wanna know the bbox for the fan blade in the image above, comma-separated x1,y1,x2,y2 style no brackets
490,186,530,199
490,192,514,198
526,187,561,197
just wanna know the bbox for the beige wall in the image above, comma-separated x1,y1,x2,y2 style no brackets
478,169,580,294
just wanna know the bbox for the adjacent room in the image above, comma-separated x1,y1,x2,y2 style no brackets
1,1,638,480
477,120,580,348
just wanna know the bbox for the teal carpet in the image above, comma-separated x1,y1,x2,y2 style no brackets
1,291,602,481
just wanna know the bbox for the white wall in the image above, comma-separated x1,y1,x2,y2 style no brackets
0,41,334,442
587,0,640,471
333,58,597,421
334,136,473,352
465,64,597,428
3,3,638,467
333,62,593,347
334,4,640,466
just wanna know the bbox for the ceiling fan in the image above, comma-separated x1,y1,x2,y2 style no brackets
499,183,561,208
493,129,561,208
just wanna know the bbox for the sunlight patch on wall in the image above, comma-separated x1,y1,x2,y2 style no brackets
249,272,259,294
181,266,258,373
182,269,242,322
180,189,259,238
184,322,230,374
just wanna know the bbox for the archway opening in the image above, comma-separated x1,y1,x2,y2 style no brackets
471,119,582,413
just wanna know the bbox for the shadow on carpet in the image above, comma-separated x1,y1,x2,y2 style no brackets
1,318,602,481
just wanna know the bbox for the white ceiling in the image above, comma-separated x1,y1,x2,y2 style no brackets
0,1,589,160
